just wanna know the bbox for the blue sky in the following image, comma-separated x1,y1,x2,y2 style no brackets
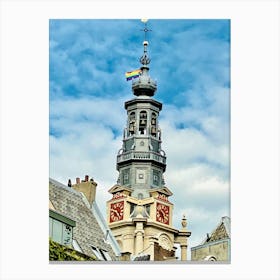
49,19,230,259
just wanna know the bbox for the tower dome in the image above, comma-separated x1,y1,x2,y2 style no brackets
132,40,157,97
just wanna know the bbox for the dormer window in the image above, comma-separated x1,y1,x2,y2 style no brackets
72,239,83,253
49,209,76,246
91,246,112,261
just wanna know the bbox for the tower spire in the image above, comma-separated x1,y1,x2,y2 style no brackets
140,19,151,66
132,19,156,97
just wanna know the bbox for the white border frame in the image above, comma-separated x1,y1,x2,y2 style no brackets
0,0,279,279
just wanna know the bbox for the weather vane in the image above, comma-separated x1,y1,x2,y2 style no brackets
139,19,151,66
141,19,152,42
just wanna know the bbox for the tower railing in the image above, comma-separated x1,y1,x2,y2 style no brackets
117,150,166,165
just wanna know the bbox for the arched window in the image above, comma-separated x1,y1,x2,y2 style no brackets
128,112,136,136
204,255,217,261
139,111,147,135
151,112,157,137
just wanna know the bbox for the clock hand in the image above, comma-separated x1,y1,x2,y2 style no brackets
112,209,120,217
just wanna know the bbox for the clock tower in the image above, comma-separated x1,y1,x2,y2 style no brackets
107,20,191,261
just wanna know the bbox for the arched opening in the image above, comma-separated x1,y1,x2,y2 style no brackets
204,255,217,261
151,112,157,137
128,112,136,136
139,111,147,135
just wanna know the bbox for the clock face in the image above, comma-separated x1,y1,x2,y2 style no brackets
156,202,169,225
110,201,124,223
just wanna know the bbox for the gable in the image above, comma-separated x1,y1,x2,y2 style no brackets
207,223,229,243
149,186,173,197
159,187,173,196
108,184,132,195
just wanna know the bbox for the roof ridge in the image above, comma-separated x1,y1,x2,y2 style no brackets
49,177,81,196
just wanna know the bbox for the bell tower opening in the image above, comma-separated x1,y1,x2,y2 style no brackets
128,112,136,136
139,110,147,135
151,112,157,137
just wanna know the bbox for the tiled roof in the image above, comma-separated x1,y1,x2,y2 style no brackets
49,178,119,260
207,216,230,243
197,216,231,246
221,216,230,238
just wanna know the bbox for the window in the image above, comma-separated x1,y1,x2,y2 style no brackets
145,205,150,215
130,204,136,215
72,239,83,253
122,169,130,185
62,224,72,245
51,218,63,243
151,113,157,137
136,170,146,183
49,217,74,246
91,246,111,260
128,112,136,135
49,210,75,246
100,249,112,261
91,246,102,259
124,173,129,182
153,170,160,186
204,255,217,261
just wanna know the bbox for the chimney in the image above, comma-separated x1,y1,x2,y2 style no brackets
72,176,97,207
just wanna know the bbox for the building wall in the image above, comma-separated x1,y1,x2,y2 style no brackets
110,222,177,260
191,239,229,261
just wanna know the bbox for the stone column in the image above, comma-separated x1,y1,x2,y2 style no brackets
180,244,188,261
175,214,192,261
135,221,144,254
133,205,147,255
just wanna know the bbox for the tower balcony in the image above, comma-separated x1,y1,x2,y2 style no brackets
117,151,166,169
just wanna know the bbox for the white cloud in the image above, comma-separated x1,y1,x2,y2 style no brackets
50,96,128,129
190,175,229,197
49,96,127,184
162,124,229,168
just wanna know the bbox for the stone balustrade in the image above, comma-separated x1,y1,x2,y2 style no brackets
117,151,166,164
